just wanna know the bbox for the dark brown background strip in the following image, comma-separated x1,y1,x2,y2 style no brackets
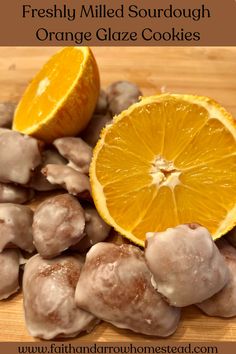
0,0,235,46
1,342,236,354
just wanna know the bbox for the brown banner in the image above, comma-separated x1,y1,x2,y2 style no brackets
0,342,236,354
0,0,235,46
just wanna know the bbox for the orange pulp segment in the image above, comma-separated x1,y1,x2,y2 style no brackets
90,94,236,247
13,47,100,142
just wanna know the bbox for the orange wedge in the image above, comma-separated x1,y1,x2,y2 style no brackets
90,94,236,247
13,47,100,143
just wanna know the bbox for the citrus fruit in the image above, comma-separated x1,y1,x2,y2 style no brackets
90,94,236,247
13,47,100,143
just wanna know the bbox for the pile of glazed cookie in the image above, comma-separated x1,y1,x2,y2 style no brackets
0,82,236,340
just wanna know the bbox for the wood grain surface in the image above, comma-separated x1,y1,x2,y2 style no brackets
0,47,236,342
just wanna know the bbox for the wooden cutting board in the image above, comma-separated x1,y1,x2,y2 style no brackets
0,47,236,342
